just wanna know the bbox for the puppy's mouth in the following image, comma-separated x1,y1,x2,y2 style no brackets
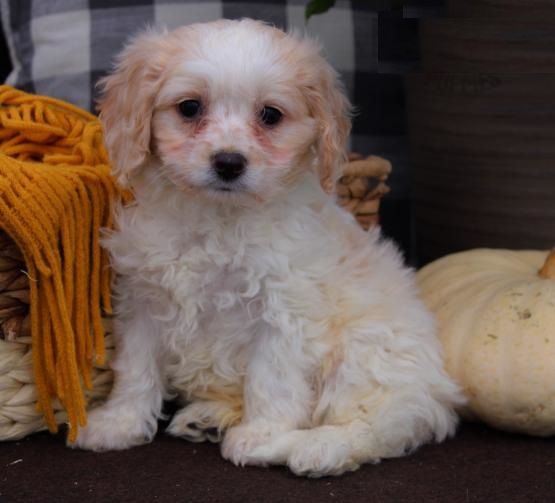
204,181,264,204
209,184,240,194
207,179,246,194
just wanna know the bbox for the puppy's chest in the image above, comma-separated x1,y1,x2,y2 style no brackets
115,201,337,328
149,226,266,316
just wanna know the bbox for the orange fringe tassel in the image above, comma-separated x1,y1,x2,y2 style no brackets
0,85,122,442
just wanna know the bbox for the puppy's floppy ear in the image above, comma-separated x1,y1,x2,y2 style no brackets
97,29,170,186
305,62,352,194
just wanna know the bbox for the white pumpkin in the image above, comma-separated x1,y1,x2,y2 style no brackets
416,248,555,436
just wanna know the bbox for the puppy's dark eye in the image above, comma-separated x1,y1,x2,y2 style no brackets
260,106,282,126
178,100,201,118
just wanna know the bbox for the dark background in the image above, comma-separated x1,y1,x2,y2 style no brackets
374,0,446,262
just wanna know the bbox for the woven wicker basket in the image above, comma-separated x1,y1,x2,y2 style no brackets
0,154,390,441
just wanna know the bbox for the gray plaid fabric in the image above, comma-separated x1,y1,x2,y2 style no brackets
1,1,367,109
0,0,393,152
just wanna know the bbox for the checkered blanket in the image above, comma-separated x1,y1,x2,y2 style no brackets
1,1,378,111
1,0,404,149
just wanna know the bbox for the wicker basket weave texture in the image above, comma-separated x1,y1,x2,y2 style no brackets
0,154,390,441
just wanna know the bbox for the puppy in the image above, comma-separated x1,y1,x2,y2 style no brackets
72,19,464,477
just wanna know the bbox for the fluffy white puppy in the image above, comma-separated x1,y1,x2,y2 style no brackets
72,19,464,476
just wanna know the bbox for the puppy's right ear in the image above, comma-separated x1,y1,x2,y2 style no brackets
97,29,169,186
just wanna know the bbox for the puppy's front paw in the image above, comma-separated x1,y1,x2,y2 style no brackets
221,421,290,467
286,438,360,477
70,405,156,452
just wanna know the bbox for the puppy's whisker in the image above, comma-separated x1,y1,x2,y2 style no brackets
155,166,195,193
141,166,171,188
149,170,169,186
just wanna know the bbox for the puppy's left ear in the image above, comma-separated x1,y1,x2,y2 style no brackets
97,29,170,187
306,63,352,194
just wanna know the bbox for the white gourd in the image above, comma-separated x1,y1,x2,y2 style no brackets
416,248,555,436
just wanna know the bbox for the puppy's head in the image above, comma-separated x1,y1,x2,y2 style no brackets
99,19,351,203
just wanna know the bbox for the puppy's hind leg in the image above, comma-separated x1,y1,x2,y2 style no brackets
247,419,371,476
167,397,242,443
249,385,459,477
248,325,463,476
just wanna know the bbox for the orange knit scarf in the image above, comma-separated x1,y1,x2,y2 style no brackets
0,85,122,442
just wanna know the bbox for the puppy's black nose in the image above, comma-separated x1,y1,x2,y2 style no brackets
212,152,247,182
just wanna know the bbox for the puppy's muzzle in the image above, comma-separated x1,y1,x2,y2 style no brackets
212,152,247,182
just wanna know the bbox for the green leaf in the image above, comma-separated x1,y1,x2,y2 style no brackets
305,0,337,21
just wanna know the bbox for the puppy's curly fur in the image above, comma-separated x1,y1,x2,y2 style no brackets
71,19,464,477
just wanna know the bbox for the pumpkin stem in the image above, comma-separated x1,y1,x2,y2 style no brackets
538,248,555,280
